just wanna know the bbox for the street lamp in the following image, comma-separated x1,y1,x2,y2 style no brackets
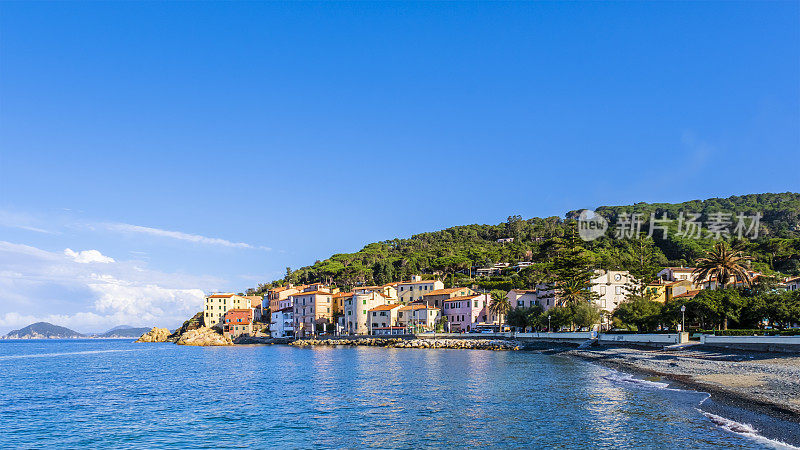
548,315,551,333
680,305,686,333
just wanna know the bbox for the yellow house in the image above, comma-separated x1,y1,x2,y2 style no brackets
646,282,667,303
396,275,444,304
204,293,251,327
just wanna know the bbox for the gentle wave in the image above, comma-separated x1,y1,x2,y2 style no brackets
700,411,800,450
599,368,693,394
0,349,133,361
599,366,796,448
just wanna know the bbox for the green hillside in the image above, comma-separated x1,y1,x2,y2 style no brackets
250,193,800,294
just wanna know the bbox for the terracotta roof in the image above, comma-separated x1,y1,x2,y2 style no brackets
289,290,332,297
382,282,399,287
399,304,438,311
443,295,481,303
333,292,353,298
368,304,402,312
673,290,701,299
208,294,235,298
787,276,800,283
424,287,470,296
667,279,693,286
509,289,537,294
666,267,697,272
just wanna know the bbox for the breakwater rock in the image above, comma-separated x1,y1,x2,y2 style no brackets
175,327,233,346
135,327,171,343
290,338,519,351
233,336,293,345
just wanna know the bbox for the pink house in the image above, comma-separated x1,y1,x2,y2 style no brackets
442,294,492,332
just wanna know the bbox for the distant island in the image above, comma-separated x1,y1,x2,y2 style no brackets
3,322,84,339
1,323,153,339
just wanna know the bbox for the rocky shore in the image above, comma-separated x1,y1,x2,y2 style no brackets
175,327,233,346
135,327,171,343
566,345,800,423
289,338,520,350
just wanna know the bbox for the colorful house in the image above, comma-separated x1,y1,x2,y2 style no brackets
204,293,252,328
423,287,476,309
397,303,441,332
292,290,335,337
442,294,492,332
367,304,403,334
396,276,444,304
223,308,254,338
343,290,396,335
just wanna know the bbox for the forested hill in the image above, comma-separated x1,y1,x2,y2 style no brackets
251,193,800,294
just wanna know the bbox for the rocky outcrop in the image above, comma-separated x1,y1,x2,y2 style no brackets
135,327,171,343
289,338,519,351
166,312,205,343
175,327,233,346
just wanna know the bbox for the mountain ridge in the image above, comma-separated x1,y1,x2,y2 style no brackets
250,192,800,294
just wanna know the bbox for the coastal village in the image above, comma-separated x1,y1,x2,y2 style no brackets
197,265,800,341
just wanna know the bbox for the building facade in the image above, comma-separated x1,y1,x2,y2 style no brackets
367,304,402,334
223,308,253,338
204,293,252,328
422,287,476,309
292,290,335,337
266,285,302,315
442,294,492,332
343,291,395,335
270,306,294,338
506,289,540,308
397,303,441,332
396,276,444,303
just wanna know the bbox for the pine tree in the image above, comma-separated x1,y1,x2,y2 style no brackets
551,222,598,307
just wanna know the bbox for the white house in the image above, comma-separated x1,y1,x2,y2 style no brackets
270,296,294,338
343,291,396,335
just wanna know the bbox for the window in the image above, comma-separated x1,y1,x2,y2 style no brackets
372,312,377,316
615,286,622,295
363,299,367,305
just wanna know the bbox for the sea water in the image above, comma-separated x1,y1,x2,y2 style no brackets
0,339,796,449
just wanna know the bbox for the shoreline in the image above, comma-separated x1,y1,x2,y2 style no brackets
564,345,800,446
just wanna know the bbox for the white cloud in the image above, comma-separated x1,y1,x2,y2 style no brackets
0,241,221,334
64,248,115,264
105,223,271,251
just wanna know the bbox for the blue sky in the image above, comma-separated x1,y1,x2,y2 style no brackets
0,1,798,333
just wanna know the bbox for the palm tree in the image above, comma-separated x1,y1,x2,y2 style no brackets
489,290,511,331
692,242,753,329
556,278,589,307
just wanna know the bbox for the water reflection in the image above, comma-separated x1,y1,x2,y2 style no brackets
0,341,777,449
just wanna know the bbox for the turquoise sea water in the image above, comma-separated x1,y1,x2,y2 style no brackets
0,340,794,449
